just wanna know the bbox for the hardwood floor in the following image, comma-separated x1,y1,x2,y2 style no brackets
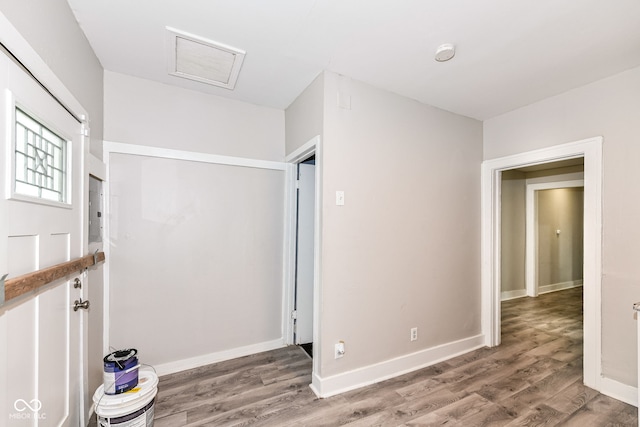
133,288,638,425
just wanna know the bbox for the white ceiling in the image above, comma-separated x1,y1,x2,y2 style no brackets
66,0,640,120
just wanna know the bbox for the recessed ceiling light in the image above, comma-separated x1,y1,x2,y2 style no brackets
166,27,245,90
435,43,456,62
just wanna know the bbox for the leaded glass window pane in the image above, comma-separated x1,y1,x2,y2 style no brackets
14,108,68,203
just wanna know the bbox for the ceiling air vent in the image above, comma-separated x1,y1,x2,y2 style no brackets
167,27,245,90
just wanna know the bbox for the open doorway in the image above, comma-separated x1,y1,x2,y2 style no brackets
294,155,316,357
481,136,603,392
284,135,321,368
499,160,585,387
526,181,584,297
500,159,584,301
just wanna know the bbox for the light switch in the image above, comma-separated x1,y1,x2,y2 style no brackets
336,191,345,206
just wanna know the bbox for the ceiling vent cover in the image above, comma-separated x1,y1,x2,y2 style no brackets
167,27,245,90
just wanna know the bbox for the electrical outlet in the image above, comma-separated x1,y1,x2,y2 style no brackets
410,327,418,342
335,341,345,359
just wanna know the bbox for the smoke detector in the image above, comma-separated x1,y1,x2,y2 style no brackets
167,27,245,90
435,43,456,62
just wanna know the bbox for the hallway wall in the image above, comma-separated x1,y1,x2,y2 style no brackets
318,72,483,390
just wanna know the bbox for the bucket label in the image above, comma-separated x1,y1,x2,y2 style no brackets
97,398,154,427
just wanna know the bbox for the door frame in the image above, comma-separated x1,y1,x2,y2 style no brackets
481,136,602,390
83,156,106,421
525,179,584,298
283,136,322,360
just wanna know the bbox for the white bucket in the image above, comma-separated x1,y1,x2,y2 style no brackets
93,369,158,427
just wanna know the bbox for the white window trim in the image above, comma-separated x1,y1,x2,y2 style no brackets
5,90,73,209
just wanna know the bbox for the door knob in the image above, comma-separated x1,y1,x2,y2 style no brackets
73,298,90,311
74,278,82,288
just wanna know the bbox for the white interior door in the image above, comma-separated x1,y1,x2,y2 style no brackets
0,52,85,426
295,163,315,345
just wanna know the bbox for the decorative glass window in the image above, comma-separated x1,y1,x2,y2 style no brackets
14,108,69,203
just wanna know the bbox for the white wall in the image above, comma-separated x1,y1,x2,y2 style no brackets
537,187,584,287
501,170,526,295
285,72,324,155
484,65,640,386
316,72,483,390
108,153,284,369
0,0,104,158
105,71,284,161
103,71,287,373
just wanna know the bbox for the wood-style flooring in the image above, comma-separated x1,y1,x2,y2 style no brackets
107,287,640,426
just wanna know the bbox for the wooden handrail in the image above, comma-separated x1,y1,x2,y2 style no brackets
1,251,105,305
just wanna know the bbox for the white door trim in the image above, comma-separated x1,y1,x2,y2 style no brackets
283,136,322,370
525,179,584,297
84,155,106,420
481,136,602,391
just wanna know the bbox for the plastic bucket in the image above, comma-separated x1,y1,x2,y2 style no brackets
94,370,158,427
103,349,139,395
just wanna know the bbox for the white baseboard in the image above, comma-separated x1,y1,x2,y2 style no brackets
153,338,285,376
501,281,583,301
501,289,527,301
599,376,638,407
310,372,323,398
310,334,485,398
538,280,583,295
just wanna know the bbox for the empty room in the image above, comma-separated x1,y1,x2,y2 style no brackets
1,1,639,426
